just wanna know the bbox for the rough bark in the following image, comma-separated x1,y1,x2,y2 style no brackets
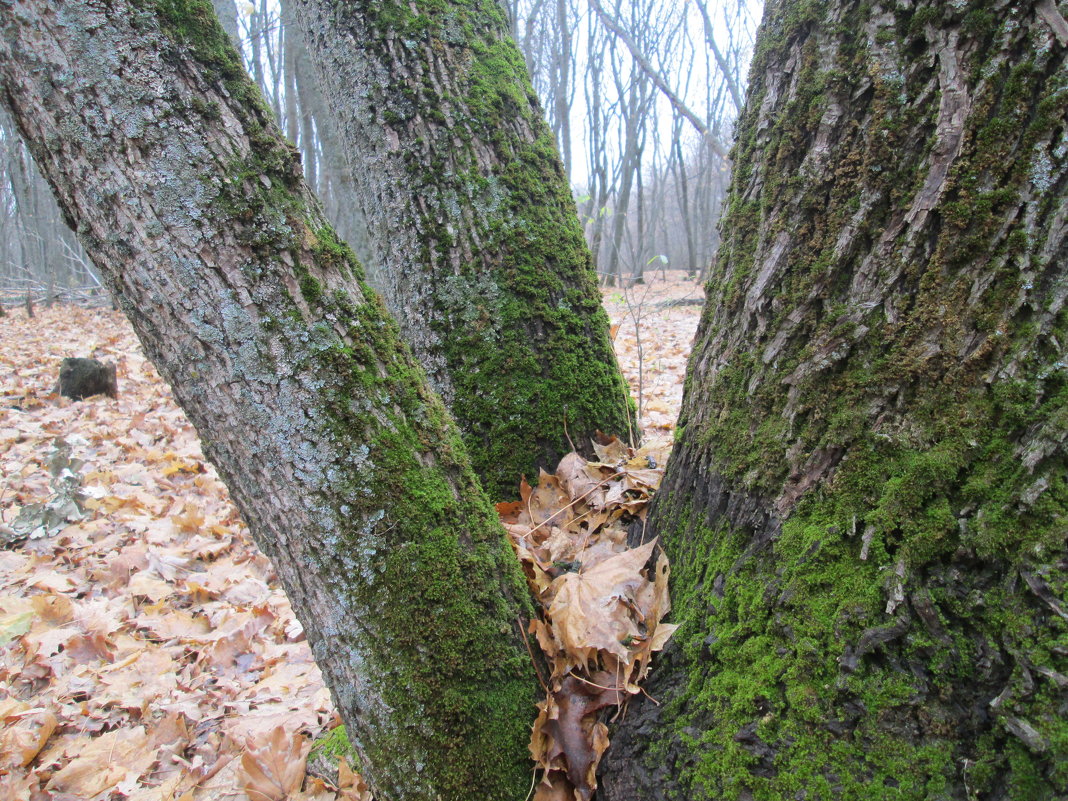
0,3,537,799
291,0,636,498
603,1,1068,798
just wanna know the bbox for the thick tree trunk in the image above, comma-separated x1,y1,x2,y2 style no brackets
291,0,636,498
604,1,1068,798
0,3,537,799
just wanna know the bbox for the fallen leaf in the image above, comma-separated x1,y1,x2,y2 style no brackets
0,706,57,767
236,725,310,801
547,539,657,663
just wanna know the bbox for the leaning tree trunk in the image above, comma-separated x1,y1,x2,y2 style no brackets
0,4,538,800
603,1,1068,799
291,0,636,498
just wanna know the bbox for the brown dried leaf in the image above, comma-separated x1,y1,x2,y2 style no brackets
591,432,628,465
528,470,574,528
556,452,607,509
0,706,57,767
534,772,576,801
547,539,657,662
31,593,73,625
540,675,621,801
336,757,373,801
46,727,153,796
236,725,310,801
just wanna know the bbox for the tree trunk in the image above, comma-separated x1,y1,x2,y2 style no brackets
291,0,636,497
603,1,1068,798
0,4,537,800
210,0,239,43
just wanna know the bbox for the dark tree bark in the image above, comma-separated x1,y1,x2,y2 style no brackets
603,1,1068,799
0,3,537,799
291,0,636,498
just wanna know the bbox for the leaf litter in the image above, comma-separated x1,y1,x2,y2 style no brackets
503,433,677,801
0,307,357,801
0,274,699,800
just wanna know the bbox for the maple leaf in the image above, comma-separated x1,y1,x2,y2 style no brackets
237,725,311,801
547,539,657,663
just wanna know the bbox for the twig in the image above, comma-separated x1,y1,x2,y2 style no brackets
518,615,550,693
572,674,624,693
524,767,538,801
526,471,625,539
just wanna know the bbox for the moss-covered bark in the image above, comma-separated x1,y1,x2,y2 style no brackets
291,0,636,498
602,1,1068,798
0,3,537,799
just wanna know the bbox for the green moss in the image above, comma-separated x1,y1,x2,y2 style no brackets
647,0,1068,796
310,725,359,769
654,467,1066,798
358,0,636,498
136,5,540,796
264,241,538,798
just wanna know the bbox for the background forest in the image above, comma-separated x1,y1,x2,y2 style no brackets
0,0,758,303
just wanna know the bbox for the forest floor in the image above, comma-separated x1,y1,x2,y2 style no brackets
0,272,703,801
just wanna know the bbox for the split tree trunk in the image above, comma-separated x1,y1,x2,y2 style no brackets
291,0,636,498
604,1,1068,798
0,3,537,799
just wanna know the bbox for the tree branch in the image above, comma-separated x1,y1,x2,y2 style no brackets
694,0,744,114
586,0,729,159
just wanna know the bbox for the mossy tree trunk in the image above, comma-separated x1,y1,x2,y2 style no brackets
291,0,636,498
0,3,537,799
602,1,1068,798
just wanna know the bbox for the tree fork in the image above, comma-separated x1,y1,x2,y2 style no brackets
0,2,537,798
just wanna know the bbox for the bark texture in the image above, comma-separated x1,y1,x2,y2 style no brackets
0,3,537,799
603,1,1068,798
291,0,636,498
